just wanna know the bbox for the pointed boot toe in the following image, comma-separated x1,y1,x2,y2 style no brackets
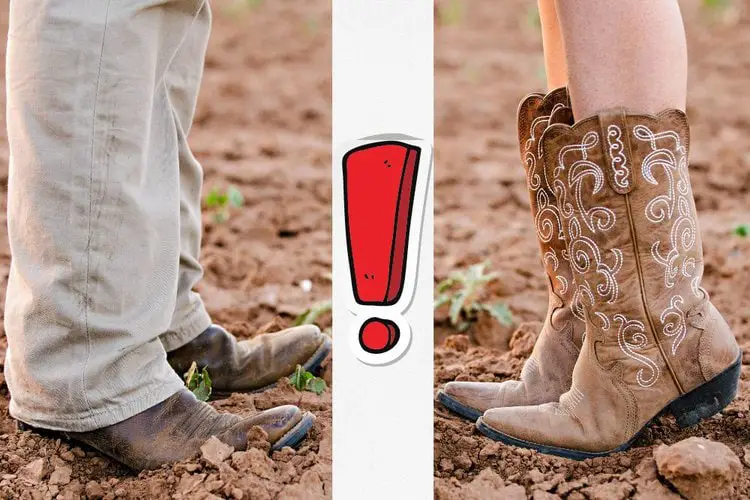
219,404,315,452
438,381,506,420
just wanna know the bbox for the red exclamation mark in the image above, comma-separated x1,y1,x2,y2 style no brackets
343,141,421,354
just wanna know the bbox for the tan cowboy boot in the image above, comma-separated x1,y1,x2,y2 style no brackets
437,88,584,420
19,390,315,471
477,108,741,459
167,324,331,397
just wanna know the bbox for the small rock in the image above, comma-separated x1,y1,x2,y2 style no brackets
532,491,560,500
580,481,633,500
479,442,502,459
509,322,541,358
246,425,271,453
742,447,750,468
231,448,275,479
18,458,51,484
439,458,454,472
444,334,469,352
454,452,473,470
527,468,545,484
654,437,742,500
200,436,234,468
177,473,206,495
85,481,105,500
49,466,72,486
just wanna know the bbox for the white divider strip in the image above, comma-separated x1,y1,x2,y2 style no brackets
332,2,434,498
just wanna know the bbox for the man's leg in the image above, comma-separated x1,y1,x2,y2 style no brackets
4,0,207,432
158,2,213,353
152,3,331,392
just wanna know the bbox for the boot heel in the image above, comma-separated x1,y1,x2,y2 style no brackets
668,355,741,428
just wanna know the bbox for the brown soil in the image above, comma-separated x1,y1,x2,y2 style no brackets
434,0,750,498
0,1,332,498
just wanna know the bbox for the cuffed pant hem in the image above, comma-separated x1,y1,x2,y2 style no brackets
159,301,212,352
9,374,186,433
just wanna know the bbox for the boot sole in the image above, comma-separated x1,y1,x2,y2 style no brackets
476,354,742,461
212,334,332,399
272,411,316,451
435,390,483,421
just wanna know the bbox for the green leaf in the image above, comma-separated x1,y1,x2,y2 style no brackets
184,361,212,402
290,365,326,395
732,223,749,238
192,369,212,402
184,361,198,389
306,377,327,395
227,186,245,208
482,302,514,327
436,277,455,293
205,188,223,208
703,0,731,10
437,0,463,26
290,364,314,391
449,291,467,326
434,293,451,310
294,300,332,326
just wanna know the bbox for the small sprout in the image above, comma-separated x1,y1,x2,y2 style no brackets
525,6,541,30
294,299,332,327
435,261,513,332
184,361,212,402
436,0,463,26
204,185,244,223
703,0,731,9
700,0,739,25
290,365,327,395
305,18,319,35
733,223,749,238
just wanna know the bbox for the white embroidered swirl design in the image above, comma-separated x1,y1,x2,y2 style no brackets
661,295,686,355
607,125,630,190
543,250,569,295
535,189,563,243
523,105,571,299
567,217,622,304
524,115,549,191
557,132,617,233
632,125,698,358
615,314,660,388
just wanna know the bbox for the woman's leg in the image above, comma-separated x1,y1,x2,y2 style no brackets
538,0,568,90
554,0,687,118
477,0,740,457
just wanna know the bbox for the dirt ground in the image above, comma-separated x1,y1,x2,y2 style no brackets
434,0,750,498
0,1,333,498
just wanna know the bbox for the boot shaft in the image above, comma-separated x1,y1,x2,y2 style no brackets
540,108,713,394
517,88,578,315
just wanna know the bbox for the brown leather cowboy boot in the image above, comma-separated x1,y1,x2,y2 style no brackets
19,390,315,471
477,108,741,459
167,324,331,397
437,88,584,420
